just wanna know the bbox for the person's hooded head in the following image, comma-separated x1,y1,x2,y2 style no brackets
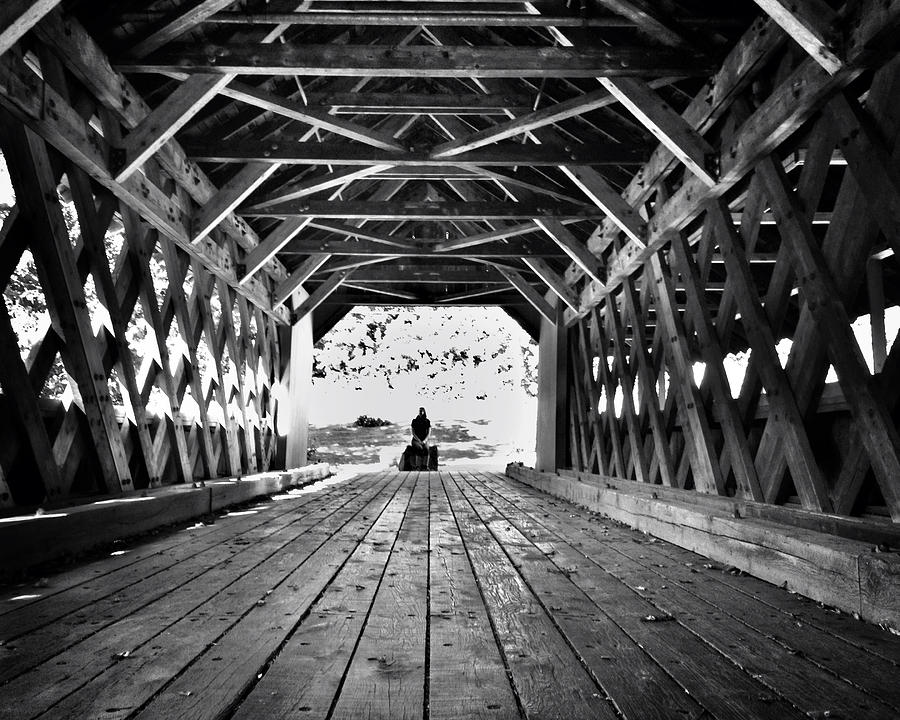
418,407,427,418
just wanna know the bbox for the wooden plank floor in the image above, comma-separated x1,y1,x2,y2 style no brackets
2,470,900,720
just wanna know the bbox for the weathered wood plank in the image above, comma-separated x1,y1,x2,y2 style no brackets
427,474,520,720
44,474,403,720
491,471,900,717
328,473,427,719
120,43,715,78
443,473,618,719
230,473,415,720
0,0,61,57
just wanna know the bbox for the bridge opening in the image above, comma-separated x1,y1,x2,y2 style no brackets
307,305,538,469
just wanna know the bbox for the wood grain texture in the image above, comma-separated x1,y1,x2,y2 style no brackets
2,470,900,720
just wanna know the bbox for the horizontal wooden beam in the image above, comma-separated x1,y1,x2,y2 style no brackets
342,282,420,301
318,263,515,285
303,91,533,114
282,236,565,257
208,11,639,27
243,200,604,221
187,140,647,167
118,43,715,78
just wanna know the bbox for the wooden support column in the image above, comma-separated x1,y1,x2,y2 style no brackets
536,296,568,472
284,287,312,468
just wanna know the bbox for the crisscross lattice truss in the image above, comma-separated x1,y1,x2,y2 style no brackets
0,0,899,518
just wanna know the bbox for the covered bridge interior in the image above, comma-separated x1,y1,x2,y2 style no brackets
1,1,900,718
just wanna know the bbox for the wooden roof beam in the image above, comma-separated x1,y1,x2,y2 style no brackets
493,265,556,324
293,269,354,323
273,253,331,308
535,217,605,287
560,165,646,247
186,140,646,166
0,0,61,57
244,200,604,221
130,0,236,58
307,220,420,249
118,43,715,78
282,236,564,257
597,77,718,187
342,282,420,301
751,0,842,74
114,74,232,182
245,165,392,211
430,87,624,158
240,217,313,284
522,257,579,312
304,91,532,114
433,219,577,252
192,161,280,242
207,11,639,28
589,0,690,47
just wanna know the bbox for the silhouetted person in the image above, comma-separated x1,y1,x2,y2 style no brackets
411,407,430,451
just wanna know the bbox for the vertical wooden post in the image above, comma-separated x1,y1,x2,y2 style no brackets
536,296,568,472
284,287,313,468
